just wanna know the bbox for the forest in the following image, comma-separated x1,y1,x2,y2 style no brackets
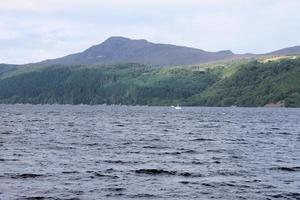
0,58,299,107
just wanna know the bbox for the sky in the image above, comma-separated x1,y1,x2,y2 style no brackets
0,0,300,64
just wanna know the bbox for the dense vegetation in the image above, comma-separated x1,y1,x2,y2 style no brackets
0,58,300,107
190,59,300,107
0,64,219,105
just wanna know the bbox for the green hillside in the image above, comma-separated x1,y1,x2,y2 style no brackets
0,63,219,105
0,58,299,107
189,59,300,107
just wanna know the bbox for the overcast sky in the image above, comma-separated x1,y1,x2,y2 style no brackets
1,0,300,64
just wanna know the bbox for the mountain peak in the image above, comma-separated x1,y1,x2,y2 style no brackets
104,36,150,44
35,37,300,67
104,36,132,43
217,50,234,55
38,37,241,66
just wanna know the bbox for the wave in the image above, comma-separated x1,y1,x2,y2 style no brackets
270,166,300,172
134,169,202,177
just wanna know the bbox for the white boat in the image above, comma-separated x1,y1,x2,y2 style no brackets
174,105,182,110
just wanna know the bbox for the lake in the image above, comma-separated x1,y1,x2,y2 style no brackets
0,105,299,199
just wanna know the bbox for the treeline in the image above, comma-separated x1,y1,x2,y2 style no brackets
0,59,300,107
0,63,219,105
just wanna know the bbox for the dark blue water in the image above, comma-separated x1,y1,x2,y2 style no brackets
0,105,299,200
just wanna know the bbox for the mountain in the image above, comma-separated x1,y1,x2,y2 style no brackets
266,46,300,56
1,36,300,69
1,36,300,107
34,37,300,67
0,64,18,75
37,36,237,67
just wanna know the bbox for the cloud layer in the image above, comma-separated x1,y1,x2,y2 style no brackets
0,0,299,64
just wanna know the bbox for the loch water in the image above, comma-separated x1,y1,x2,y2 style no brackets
0,105,299,200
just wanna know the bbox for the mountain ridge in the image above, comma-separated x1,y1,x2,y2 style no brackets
36,36,237,67
265,46,300,56
2,36,300,67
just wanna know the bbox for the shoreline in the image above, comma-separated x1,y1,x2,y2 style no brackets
0,103,297,108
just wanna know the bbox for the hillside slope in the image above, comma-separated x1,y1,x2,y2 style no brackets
1,37,299,68
189,59,300,107
267,46,300,56
0,64,219,105
0,64,18,76
37,37,236,67
0,59,299,107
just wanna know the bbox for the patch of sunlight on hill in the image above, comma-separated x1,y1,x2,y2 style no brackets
259,55,299,63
